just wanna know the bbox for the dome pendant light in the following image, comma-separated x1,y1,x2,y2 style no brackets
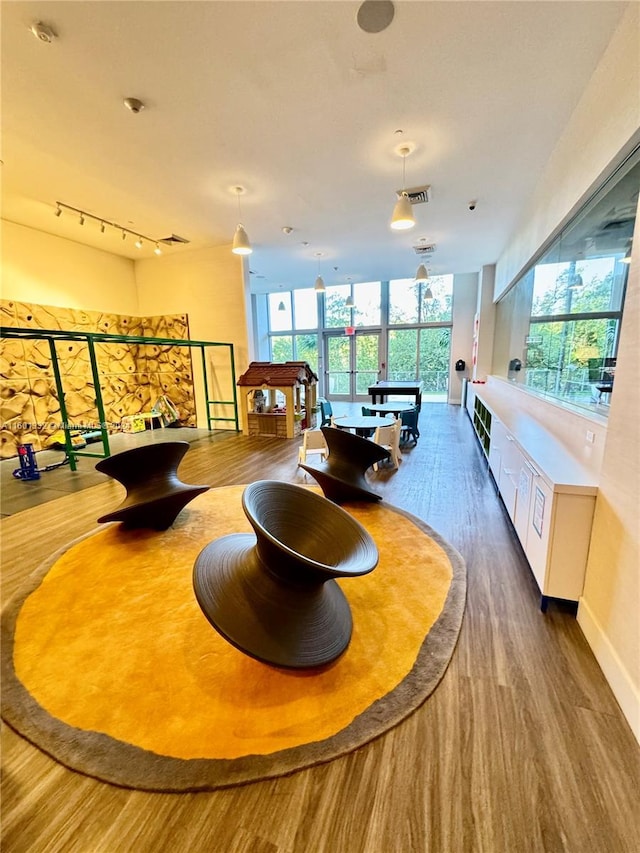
231,186,253,256
390,146,415,231
314,253,326,292
414,263,429,282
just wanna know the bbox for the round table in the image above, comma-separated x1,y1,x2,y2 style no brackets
367,402,416,417
334,415,394,437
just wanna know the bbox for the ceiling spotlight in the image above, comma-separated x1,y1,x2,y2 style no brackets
100,221,106,233
390,146,415,231
282,226,294,235
123,97,145,114
154,243,162,256
122,229,127,240
30,21,57,43
314,253,326,292
134,237,143,249
79,213,85,225
231,186,253,255
54,204,62,217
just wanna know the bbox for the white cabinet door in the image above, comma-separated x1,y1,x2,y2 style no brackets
525,475,554,591
488,418,506,481
498,433,521,521
513,456,542,547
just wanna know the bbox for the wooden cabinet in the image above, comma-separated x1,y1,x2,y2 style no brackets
468,390,597,609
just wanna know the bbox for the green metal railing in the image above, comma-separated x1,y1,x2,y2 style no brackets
1,326,239,471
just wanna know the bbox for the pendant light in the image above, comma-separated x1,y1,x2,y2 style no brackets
414,263,428,282
277,300,285,311
314,253,326,292
231,186,253,256
390,146,415,231
345,277,355,307
417,264,433,299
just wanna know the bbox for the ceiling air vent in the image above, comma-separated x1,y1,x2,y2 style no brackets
413,243,436,256
159,234,190,244
396,184,431,205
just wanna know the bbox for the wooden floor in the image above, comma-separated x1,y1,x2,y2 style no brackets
2,405,639,853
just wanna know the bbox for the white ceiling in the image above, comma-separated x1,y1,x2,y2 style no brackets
1,1,629,294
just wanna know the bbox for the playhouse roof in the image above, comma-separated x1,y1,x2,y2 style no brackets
237,361,318,387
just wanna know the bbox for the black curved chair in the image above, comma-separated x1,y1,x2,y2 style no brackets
96,441,209,530
299,426,390,504
193,480,378,669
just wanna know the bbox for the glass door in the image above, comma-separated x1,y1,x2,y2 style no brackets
324,332,380,401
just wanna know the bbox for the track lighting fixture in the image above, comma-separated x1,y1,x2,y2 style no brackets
313,253,326,292
231,186,253,255
390,145,415,231
53,202,167,254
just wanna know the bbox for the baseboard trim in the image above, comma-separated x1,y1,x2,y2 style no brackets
577,596,640,744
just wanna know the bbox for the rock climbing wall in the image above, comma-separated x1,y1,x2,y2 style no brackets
0,300,196,459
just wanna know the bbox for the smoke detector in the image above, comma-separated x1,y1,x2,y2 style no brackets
30,21,57,43
397,185,431,205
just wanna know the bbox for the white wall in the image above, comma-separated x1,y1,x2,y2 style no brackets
494,3,640,300
449,273,477,404
489,3,640,741
135,245,250,428
578,203,640,742
1,220,138,314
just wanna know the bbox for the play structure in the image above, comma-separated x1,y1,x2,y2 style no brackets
236,361,318,439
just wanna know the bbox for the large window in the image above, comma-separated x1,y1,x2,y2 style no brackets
268,291,319,372
265,275,453,400
388,275,453,396
493,151,638,414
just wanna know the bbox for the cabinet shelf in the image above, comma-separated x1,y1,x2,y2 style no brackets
467,389,596,609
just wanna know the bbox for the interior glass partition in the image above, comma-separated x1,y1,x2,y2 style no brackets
493,148,639,415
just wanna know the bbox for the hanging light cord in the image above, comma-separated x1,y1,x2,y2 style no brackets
54,202,164,252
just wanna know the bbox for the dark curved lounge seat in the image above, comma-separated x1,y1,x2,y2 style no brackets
96,441,209,530
193,480,378,669
299,425,390,504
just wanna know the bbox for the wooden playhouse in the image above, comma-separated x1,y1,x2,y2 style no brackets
237,361,318,438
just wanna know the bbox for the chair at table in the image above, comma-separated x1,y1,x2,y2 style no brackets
319,398,333,427
372,418,402,471
400,406,420,444
298,428,329,466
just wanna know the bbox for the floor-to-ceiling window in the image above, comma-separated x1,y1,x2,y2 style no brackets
267,276,453,401
268,289,319,373
388,275,453,399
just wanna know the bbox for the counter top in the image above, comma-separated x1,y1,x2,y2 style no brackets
472,385,598,495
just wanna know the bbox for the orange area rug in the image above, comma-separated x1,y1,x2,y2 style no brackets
1,485,466,791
